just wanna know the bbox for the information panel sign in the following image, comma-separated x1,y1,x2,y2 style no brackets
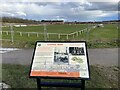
29,41,90,79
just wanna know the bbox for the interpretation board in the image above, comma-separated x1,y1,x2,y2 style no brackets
29,41,90,79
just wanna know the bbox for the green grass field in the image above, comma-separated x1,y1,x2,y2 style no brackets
1,23,119,48
2,64,119,89
2,24,86,33
1,24,119,89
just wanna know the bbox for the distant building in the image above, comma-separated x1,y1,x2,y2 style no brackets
41,20,64,24
14,25,21,27
97,24,104,27
20,25,27,27
14,24,27,27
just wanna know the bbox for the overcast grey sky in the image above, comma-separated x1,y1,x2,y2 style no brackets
0,0,119,21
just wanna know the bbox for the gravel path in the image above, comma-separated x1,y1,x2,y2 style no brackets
1,48,118,66
88,48,118,66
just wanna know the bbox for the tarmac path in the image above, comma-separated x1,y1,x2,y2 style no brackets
1,48,118,66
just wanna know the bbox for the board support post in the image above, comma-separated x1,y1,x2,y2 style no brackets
37,78,41,90
36,78,85,90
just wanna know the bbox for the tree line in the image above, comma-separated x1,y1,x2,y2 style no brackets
2,17,119,24
2,17,41,24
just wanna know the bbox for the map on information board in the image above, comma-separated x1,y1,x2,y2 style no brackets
29,41,90,79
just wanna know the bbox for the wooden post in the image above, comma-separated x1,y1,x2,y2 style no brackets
6,31,8,35
20,32,22,36
37,33,39,37
58,34,60,39
0,31,2,35
28,33,30,37
66,34,68,39
73,34,75,38
79,31,81,34
10,25,14,43
47,33,49,39
76,32,78,36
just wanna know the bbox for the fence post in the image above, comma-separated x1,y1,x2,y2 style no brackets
79,31,81,34
66,34,68,39
10,25,14,43
76,32,78,36
28,33,30,37
47,33,49,39
0,31,2,35
73,34,74,38
20,32,22,36
58,34,60,39
37,33,39,37
6,31,8,35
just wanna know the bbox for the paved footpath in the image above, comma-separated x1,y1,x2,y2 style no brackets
1,48,118,66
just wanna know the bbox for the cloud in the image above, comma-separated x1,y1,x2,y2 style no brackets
0,0,119,2
85,2,118,11
0,0,118,21
16,12,26,16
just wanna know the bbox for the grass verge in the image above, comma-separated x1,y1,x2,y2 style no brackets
2,64,119,89
2,39,120,49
